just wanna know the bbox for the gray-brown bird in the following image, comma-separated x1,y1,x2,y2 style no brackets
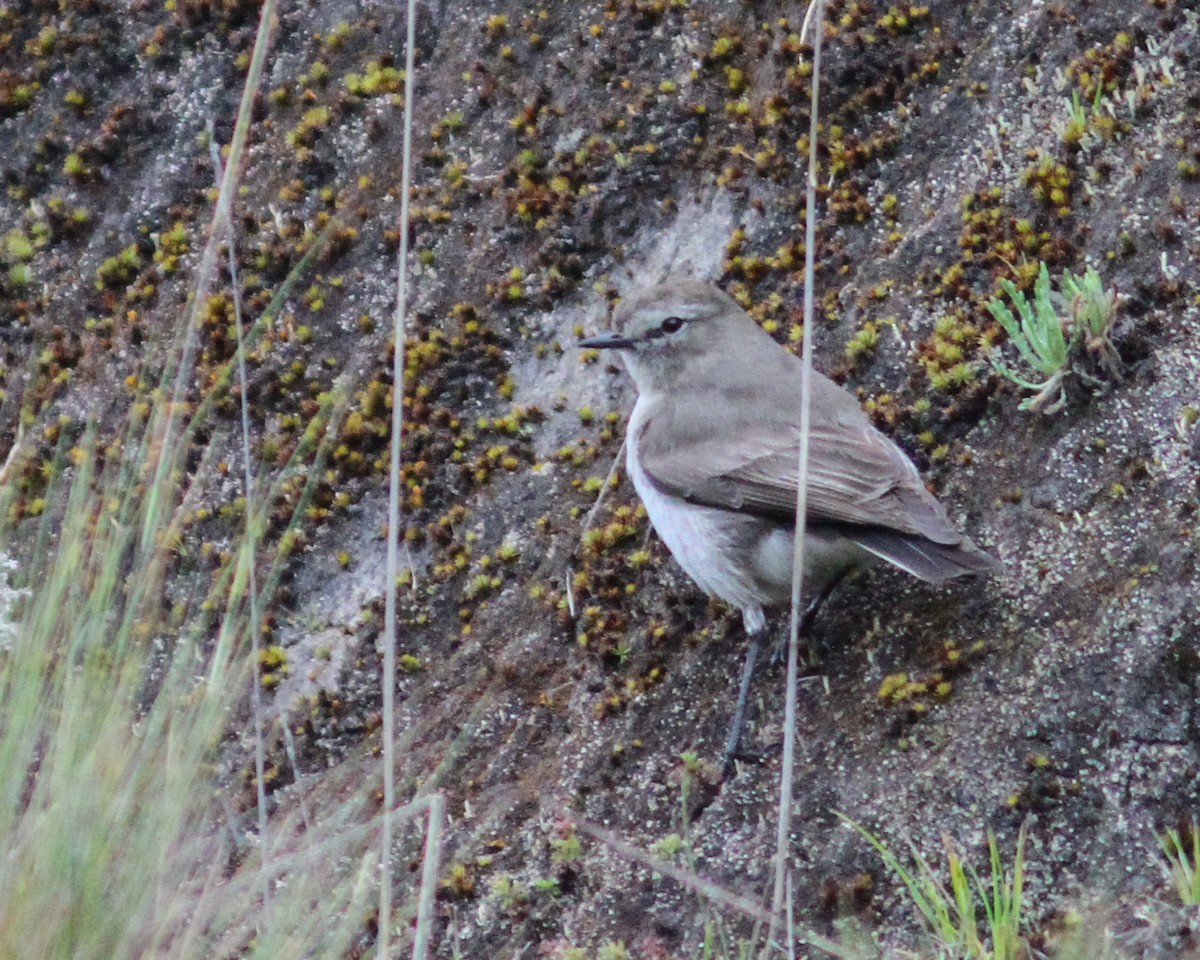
581,280,999,771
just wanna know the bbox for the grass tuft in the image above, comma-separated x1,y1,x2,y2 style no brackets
840,815,1029,959
1158,819,1200,907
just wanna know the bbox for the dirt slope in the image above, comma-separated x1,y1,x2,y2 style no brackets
1,0,1198,955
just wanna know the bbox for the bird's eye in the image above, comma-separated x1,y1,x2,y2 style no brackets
660,316,685,334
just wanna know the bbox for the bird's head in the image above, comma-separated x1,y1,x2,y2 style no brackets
580,280,761,393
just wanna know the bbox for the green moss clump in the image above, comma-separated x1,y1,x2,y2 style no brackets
344,61,405,97
286,106,332,149
95,245,143,291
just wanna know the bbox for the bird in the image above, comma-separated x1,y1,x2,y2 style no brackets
580,279,999,773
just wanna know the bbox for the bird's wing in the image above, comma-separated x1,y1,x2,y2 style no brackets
636,382,961,545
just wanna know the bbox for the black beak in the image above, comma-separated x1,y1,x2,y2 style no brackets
579,330,635,350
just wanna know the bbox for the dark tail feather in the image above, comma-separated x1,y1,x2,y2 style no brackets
848,529,1001,582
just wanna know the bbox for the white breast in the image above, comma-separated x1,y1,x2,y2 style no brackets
626,399,767,628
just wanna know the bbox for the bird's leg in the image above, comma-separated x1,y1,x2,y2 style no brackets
722,625,763,779
767,568,851,665
799,568,848,634
723,570,853,777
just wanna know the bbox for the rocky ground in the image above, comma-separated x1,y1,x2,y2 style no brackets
1,0,1199,956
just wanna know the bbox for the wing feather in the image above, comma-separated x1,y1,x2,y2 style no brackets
635,373,961,545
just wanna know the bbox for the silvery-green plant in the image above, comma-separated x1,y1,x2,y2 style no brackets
1060,85,1105,148
1061,263,1121,375
987,261,1119,414
988,263,1072,413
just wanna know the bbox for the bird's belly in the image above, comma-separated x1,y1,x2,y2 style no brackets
627,441,773,614
626,439,869,614
750,525,870,603
633,456,753,604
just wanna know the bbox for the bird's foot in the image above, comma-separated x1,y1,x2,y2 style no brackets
722,746,774,778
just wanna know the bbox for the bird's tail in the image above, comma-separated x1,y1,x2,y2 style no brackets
847,529,1001,582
